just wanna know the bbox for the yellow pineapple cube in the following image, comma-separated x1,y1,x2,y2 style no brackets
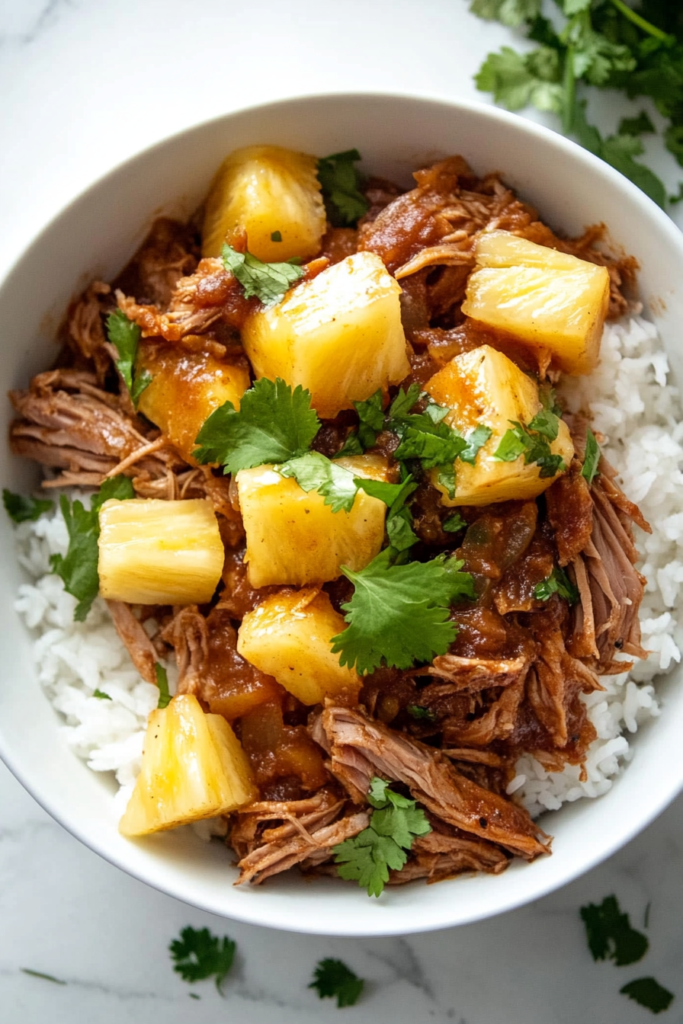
425,345,573,505
98,498,223,604
202,145,326,262
461,231,610,375
237,589,361,706
137,342,250,462
236,454,389,587
119,694,257,836
241,252,410,418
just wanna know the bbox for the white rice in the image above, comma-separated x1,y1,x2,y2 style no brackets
11,315,683,822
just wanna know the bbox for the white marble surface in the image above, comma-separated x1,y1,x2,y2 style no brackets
1,1,682,1021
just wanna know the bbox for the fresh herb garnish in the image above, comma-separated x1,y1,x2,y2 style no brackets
470,0,683,208
333,777,432,897
354,389,386,448
407,704,437,722
2,489,54,523
20,968,66,985
221,243,304,305
317,149,369,227
582,427,601,484
309,958,365,1008
620,978,674,1015
169,926,236,995
92,689,111,700
534,565,579,605
106,309,152,407
270,230,282,242
443,512,467,533
49,475,135,622
156,663,171,709
580,895,649,966
493,398,566,479
331,551,475,674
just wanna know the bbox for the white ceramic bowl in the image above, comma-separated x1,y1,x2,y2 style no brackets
1,94,682,936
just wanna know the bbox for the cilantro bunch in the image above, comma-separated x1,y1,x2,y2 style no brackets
471,0,683,208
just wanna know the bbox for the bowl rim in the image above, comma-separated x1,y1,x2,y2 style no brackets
2,89,683,936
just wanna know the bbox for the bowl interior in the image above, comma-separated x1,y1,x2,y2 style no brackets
1,94,682,936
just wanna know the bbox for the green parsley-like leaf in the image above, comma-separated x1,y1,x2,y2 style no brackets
459,424,493,465
620,978,674,1015
270,230,282,242
582,427,601,484
332,431,364,458
106,310,151,407
475,45,564,112
280,451,359,513
317,149,369,227
580,895,649,966
92,689,111,700
619,111,656,135
354,389,385,448
309,959,364,1008
492,427,527,463
391,408,467,470
49,476,134,622
2,489,53,523
469,0,541,28
169,926,236,995
407,704,437,722
193,378,320,472
221,244,304,305
388,383,422,420
156,663,171,709
534,566,579,605
493,419,566,478
443,512,467,533
331,553,474,674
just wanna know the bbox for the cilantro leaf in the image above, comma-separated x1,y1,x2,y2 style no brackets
534,566,579,605
169,926,236,994
475,46,564,112
92,689,111,700
620,978,674,1015
388,383,422,420
49,476,134,622
331,552,475,673
332,431,364,458
354,389,385,448
333,777,431,897
309,959,364,1008
280,451,359,513
582,427,601,484
580,895,649,966
270,230,282,242
2,489,53,523
469,0,541,27
194,378,320,472
493,418,566,478
221,244,304,305
407,704,437,722
460,424,493,465
619,111,656,135
443,512,467,533
106,310,151,407
156,663,171,709
392,410,467,470
317,149,369,227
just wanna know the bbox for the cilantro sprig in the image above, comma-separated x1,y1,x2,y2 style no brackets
333,777,432,897
471,0,683,208
221,244,304,305
620,978,674,1015
169,926,236,995
534,565,579,604
331,550,475,674
50,475,135,622
493,388,566,479
106,310,152,407
309,959,365,1008
156,663,171,709
582,427,601,484
2,489,53,523
580,895,649,966
317,149,369,227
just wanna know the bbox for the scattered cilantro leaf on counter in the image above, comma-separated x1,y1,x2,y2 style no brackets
534,565,579,605
169,926,236,995
106,310,151,407
331,552,475,673
194,378,320,472
333,777,431,896
92,689,111,700
620,977,674,1015
20,968,66,985
309,958,365,1008
156,663,171,709
580,895,649,965
317,149,369,227
443,512,467,533
49,475,135,622
581,427,601,484
221,244,304,305
2,489,53,523
407,704,437,722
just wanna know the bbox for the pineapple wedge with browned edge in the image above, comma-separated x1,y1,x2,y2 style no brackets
119,694,257,836
461,231,610,375
242,252,410,418
236,454,391,587
202,145,326,263
98,498,223,605
136,342,250,463
237,589,361,706
425,345,574,506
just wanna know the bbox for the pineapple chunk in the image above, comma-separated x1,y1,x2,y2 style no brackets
461,231,610,375
236,454,389,587
425,345,574,505
237,589,360,706
98,498,223,604
137,342,250,462
202,145,326,262
119,694,257,836
242,252,410,418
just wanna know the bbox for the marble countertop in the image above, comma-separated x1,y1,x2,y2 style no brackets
1,2,682,1022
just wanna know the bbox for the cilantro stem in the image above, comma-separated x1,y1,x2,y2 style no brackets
609,0,673,44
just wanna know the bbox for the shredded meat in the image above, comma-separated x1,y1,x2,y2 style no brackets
106,601,158,685
112,217,199,309
546,459,594,566
389,827,510,884
160,606,209,694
